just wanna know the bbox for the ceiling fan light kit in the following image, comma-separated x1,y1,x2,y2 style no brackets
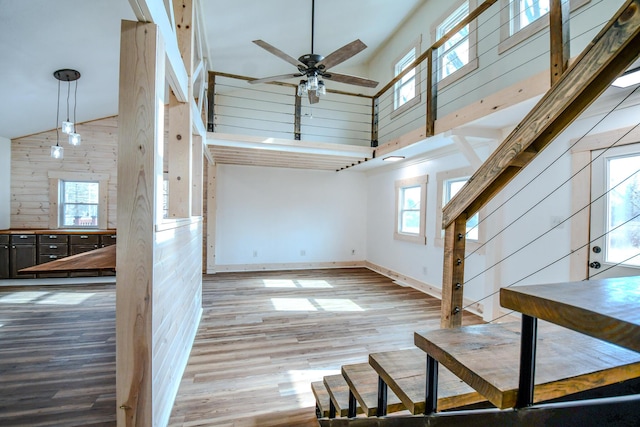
249,0,378,104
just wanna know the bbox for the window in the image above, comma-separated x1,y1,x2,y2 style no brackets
499,0,590,53
60,181,100,228
392,38,421,117
394,175,428,244
433,0,478,86
509,0,550,35
443,177,479,241
48,171,109,230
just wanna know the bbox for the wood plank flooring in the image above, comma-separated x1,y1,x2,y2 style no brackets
0,268,482,426
167,268,482,426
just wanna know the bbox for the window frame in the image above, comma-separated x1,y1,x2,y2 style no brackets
435,167,484,251
394,175,429,244
499,0,590,54
391,37,422,119
432,0,479,88
59,180,101,228
48,171,109,230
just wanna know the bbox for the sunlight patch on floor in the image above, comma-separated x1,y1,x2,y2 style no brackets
298,280,332,288
271,298,318,311
271,297,365,312
315,298,364,312
36,292,95,305
264,279,297,288
281,369,341,405
0,291,49,304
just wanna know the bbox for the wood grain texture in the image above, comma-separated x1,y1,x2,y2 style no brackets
442,0,640,228
311,381,331,418
116,20,160,427
324,374,362,417
500,277,640,353
414,322,640,409
167,268,483,426
440,216,467,328
369,348,485,414
10,117,118,230
341,362,405,416
20,244,115,273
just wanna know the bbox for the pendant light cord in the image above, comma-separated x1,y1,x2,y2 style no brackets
66,79,71,122
56,80,61,146
73,79,78,133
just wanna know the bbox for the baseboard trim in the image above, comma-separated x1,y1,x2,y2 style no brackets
213,260,367,273
365,261,484,317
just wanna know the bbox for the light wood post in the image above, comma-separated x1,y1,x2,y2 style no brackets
206,162,217,273
116,20,164,426
441,215,467,328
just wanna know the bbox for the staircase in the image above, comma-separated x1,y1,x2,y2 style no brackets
312,276,640,426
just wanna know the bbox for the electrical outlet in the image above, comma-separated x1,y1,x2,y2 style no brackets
300,249,306,256
253,250,258,257
351,249,356,255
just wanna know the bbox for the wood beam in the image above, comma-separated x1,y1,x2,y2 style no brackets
207,72,215,132
550,0,571,85
127,0,188,101
426,48,435,137
116,20,163,426
443,0,640,229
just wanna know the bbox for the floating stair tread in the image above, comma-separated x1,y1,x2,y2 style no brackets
323,374,364,417
341,362,405,416
369,348,485,414
414,322,640,409
500,277,640,353
311,381,331,418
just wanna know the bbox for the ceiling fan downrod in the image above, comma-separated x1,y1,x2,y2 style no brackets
311,0,315,54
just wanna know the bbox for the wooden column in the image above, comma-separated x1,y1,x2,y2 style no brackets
168,0,194,218
191,134,203,216
206,162,217,274
550,0,570,85
116,20,163,426
441,215,467,328
207,72,215,132
371,97,379,147
426,48,436,137
294,92,302,140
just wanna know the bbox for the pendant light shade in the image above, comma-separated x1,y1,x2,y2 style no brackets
51,69,81,159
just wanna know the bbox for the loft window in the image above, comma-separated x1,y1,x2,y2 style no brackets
509,0,550,35
394,175,428,244
437,2,470,81
394,48,416,110
60,181,100,228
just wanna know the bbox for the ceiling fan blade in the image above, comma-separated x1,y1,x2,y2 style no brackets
253,40,307,69
308,90,320,104
249,73,303,85
316,39,367,70
323,72,379,88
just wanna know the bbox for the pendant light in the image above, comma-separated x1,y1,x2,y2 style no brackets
51,69,81,159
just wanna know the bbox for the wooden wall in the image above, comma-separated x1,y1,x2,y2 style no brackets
153,220,203,424
11,117,118,229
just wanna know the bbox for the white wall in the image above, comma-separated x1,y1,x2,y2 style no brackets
0,137,10,229
215,164,367,268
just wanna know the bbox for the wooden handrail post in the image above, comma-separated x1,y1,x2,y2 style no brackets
371,97,379,147
294,91,302,141
207,72,215,132
441,214,467,328
426,48,436,137
550,0,570,85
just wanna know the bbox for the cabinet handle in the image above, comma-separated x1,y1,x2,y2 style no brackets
49,235,58,239
80,235,89,239
49,255,58,259
19,235,28,239
11,245,15,249
49,245,58,249
111,235,117,239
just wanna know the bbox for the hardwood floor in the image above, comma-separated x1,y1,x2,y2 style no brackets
0,268,482,426
167,269,482,426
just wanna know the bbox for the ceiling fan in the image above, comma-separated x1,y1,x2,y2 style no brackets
249,0,379,104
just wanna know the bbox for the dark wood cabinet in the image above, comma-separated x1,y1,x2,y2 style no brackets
0,235,9,279
0,231,116,279
10,234,36,279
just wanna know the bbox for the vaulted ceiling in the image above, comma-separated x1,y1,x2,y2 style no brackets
0,0,424,140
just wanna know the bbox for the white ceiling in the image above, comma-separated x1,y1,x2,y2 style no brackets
0,0,424,140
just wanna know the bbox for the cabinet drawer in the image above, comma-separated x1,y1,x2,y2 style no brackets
39,244,69,256
70,234,100,245
100,234,117,247
70,244,99,255
0,235,9,245
10,234,36,244
38,234,69,244
39,254,68,264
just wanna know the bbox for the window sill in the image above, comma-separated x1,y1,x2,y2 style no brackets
394,231,426,245
437,58,479,90
390,93,422,120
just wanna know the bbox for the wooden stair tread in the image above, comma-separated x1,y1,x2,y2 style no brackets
311,381,331,418
341,362,404,416
369,348,485,414
414,322,640,409
323,374,363,417
500,277,640,353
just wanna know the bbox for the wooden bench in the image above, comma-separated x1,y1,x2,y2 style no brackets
369,348,486,414
414,322,640,409
341,362,405,416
